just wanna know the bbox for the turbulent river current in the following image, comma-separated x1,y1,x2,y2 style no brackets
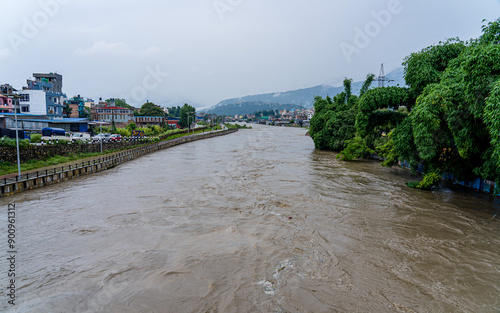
1,124,499,312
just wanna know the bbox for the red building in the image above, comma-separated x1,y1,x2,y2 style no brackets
134,116,166,127
167,119,180,128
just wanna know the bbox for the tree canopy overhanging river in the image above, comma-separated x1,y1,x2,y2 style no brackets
1,124,499,312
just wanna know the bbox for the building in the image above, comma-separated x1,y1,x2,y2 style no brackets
84,98,95,109
1,84,18,114
167,117,180,129
66,95,85,118
307,109,314,120
18,72,66,117
33,73,63,93
0,84,17,96
67,102,79,118
134,115,166,127
0,114,88,133
91,106,134,127
0,94,13,113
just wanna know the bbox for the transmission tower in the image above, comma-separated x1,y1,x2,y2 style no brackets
375,63,393,87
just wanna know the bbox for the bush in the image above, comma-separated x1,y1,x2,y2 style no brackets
30,134,42,143
337,136,375,161
406,172,441,190
0,136,15,148
116,128,131,137
126,122,137,131
0,137,31,148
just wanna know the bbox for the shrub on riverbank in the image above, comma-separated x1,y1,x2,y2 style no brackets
0,137,31,148
406,172,441,190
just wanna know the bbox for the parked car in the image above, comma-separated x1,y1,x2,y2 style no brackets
70,132,91,142
110,134,122,142
92,133,111,142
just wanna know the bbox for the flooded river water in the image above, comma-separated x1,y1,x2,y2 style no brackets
1,124,499,312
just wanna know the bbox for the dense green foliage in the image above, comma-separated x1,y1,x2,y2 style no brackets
179,103,196,128
106,98,135,109
63,103,72,117
225,123,252,129
30,134,42,143
406,172,441,190
0,137,30,148
135,102,165,117
309,75,375,151
166,106,181,117
311,18,500,189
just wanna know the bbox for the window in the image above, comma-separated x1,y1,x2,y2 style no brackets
21,106,29,113
19,94,30,102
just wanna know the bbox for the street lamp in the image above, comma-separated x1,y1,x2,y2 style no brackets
9,95,21,177
211,114,217,131
186,111,195,135
100,116,103,153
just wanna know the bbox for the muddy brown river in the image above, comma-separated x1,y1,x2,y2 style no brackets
1,124,499,312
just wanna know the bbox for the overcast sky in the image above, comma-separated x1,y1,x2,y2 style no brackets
1,0,499,109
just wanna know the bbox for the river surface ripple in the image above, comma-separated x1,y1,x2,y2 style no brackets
1,124,499,312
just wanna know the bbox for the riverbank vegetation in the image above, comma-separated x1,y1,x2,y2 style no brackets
309,19,500,191
225,123,252,129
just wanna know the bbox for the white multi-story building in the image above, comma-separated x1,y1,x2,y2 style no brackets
17,73,66,118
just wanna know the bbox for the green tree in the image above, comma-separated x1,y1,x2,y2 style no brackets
402,38,465,98
106,98,135,109
63,103,72,117
309,74,375,152
126,122,137,131
179,103,196,128
79,106,90,119
166,106,181,117
138,102,165,116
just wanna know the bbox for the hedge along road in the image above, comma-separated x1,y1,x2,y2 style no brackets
0,124,498,312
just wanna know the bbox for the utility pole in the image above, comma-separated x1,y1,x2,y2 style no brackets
375,63,393,88
10,96,21,177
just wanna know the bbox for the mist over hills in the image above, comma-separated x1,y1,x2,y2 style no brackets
204,68,405,116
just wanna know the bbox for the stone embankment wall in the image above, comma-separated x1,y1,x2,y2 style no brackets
0,129,237,197
0,127,208,164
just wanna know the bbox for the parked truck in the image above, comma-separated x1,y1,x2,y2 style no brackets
41,127,69,143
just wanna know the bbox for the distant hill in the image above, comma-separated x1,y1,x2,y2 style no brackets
205,101,306,116
204,68,405,115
